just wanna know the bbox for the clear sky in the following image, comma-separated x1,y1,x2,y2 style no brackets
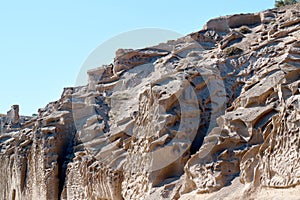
0,0,274,116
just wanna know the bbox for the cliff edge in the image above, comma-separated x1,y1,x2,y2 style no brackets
1,4,300,200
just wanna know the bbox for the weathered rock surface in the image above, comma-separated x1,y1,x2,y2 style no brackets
1,3,300,200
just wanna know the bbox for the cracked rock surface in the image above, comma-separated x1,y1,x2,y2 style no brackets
1,3,300,200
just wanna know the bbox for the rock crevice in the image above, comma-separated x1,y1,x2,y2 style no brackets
1,4,300,200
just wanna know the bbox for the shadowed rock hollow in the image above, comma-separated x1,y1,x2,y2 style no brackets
1,4,300,200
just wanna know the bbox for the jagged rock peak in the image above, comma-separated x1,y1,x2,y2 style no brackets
1,3,300,200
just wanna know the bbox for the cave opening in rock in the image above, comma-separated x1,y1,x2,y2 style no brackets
188,75,211,155
12,189,15,200
190,123,209,154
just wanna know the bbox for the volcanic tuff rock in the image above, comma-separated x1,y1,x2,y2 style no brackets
1,4,300,200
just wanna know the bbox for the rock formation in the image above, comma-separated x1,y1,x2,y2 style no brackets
0,3,300,200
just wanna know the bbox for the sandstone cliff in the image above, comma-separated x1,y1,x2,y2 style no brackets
1,4,300,200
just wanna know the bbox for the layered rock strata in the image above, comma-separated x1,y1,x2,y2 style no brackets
0,3,300,200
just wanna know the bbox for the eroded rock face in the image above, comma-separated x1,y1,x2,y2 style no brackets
182,5,300,196
0,3,300,200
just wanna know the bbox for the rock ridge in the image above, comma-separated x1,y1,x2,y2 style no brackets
1,3,300,200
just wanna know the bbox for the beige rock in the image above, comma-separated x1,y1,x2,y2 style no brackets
1,4,300,200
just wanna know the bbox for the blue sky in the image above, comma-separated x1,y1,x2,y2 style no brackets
0,1,274,115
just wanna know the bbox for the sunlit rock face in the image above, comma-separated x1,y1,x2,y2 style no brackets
1,3,300,200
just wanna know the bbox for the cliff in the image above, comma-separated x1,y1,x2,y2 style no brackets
1,4,300,200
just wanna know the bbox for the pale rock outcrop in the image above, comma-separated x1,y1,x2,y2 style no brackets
203,13,261,32
0,3,300,200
